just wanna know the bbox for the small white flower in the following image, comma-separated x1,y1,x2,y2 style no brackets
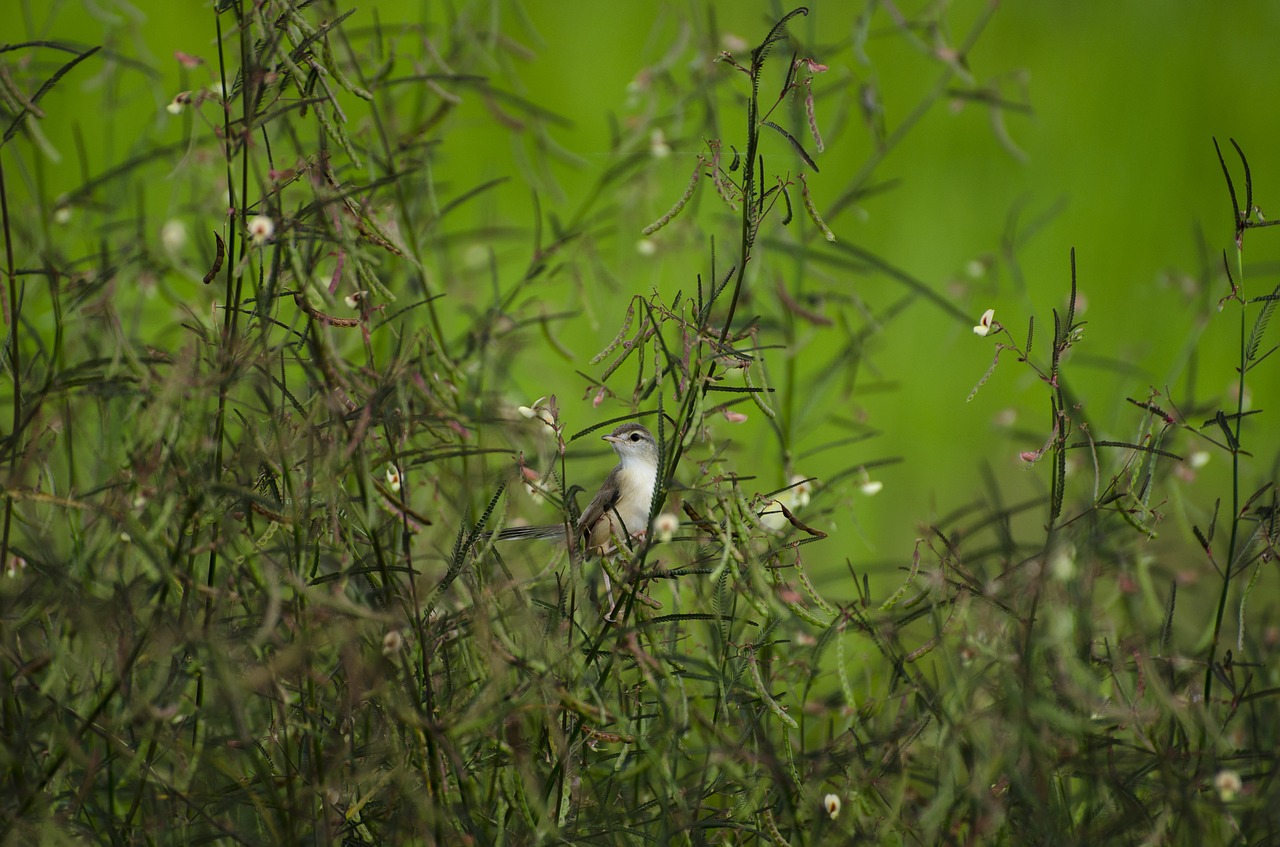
160,219,188,253
652,512,679,542
1189,450,1211,469
1215,769,1242,802
53,206,72,225
247,215,275,245
382,629,404,655
167,91,192,115
823,793,841,820
636,238,657,257
5,556,26,578
973,308,996,337
344,291,367,310
1050,547,1076,581
523,481,546,506
788,474,812,509
516,397,546,418
859,479,883,496
385,464,401,493
516,397,555,426
649,128,672,159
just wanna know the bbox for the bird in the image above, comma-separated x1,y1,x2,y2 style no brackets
497,422,660,555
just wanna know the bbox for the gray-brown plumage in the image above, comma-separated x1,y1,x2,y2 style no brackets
498,422,659,555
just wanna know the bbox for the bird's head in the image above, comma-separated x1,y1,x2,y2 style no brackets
602,422,659,467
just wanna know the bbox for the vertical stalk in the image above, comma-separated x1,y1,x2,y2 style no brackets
1203,247,1248,703
0,156,17,576
193,0,244,745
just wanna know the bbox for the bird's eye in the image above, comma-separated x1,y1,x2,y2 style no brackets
630,433,641,441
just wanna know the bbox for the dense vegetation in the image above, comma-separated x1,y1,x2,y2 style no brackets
1,2,1276,844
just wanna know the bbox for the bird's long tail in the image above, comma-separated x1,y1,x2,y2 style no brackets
493,524,567,541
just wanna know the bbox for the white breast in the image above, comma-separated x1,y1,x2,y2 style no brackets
612,458,657,534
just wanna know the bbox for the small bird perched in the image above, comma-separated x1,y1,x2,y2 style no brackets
498,422,660,555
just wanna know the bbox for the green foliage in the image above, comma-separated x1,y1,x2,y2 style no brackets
1,2,1278,845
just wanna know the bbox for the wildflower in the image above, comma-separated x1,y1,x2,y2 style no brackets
1215,769,1242,802
385,464,401,493
649,127,672,159
382,629,404,655
165,94,186,115
53,206,72,225
853,467,882,497
247,215,274,245
823,793,841,820
1050,547,1076,581
973,308,996,336
723,409,748,423
344,291,368,310
652,512,679,542
160,219,187,253
788,474,812,508
799,57,829,74
1189,450,1210,469
5,556,26,578
516,397,556,426
635,238,657,257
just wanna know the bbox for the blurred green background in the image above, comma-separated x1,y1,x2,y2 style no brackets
12,0,1280,583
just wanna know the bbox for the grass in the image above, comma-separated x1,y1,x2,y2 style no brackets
1,2,1277,844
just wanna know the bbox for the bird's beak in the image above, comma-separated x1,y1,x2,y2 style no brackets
601,433,621,444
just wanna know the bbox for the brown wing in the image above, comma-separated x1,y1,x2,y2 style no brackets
576,465,623,551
